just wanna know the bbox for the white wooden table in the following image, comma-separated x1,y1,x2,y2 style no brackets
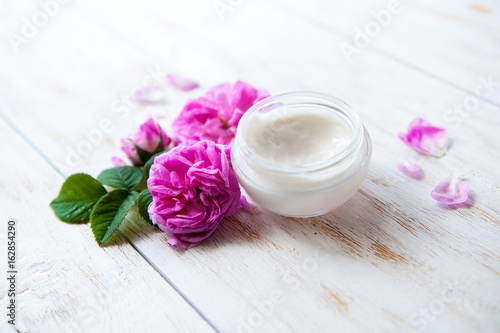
1,0,499,332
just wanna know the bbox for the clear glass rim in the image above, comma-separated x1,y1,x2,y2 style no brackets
233,91,364,174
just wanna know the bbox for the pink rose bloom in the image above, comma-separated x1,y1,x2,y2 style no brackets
398,118,448,157
147,140,241,250
121,117,170,165
172,81,269,146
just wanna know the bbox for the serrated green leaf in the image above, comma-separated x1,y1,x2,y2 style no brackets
50,173,107,223
144,152,165,180
97,166,143,191
134,175,148,192
90,190,139,245
137,189,154,225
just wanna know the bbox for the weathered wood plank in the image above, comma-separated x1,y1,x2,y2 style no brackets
270,0,500,105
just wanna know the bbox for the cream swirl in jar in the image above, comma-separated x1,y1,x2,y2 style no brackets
231,92,372,217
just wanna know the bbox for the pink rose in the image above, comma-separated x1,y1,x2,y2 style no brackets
172,81,269,146
147,140,241,250
121,117,170,165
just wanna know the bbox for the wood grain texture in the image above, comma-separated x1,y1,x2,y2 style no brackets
271,0,500,105
0,0,499,332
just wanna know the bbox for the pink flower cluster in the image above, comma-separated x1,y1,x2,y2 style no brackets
118,81,268,249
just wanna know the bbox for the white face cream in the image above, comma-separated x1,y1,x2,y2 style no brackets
231,92,371,217
247,112,353,165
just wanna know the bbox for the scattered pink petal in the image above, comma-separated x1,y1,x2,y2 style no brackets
397,161,422,179
431,175,470,206
132,85,165,104
398,118,448,157
111,156,125,167
166,74,199,91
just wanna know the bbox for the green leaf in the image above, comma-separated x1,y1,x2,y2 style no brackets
144,152,165,179
50,173,107,223
134,175,148,192
90,190,139,245
97,166,143,191
137,189,154,225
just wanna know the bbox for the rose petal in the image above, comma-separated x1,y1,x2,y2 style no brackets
111,156,125,167
166,74,199,91
132,85,165,104
398,118,448,157
397,161,422,179
431,175,470,206
167,226,218,250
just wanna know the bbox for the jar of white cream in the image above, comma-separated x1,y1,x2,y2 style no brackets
231,92,372,217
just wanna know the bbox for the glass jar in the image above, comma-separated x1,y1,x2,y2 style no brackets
231,92,372,217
